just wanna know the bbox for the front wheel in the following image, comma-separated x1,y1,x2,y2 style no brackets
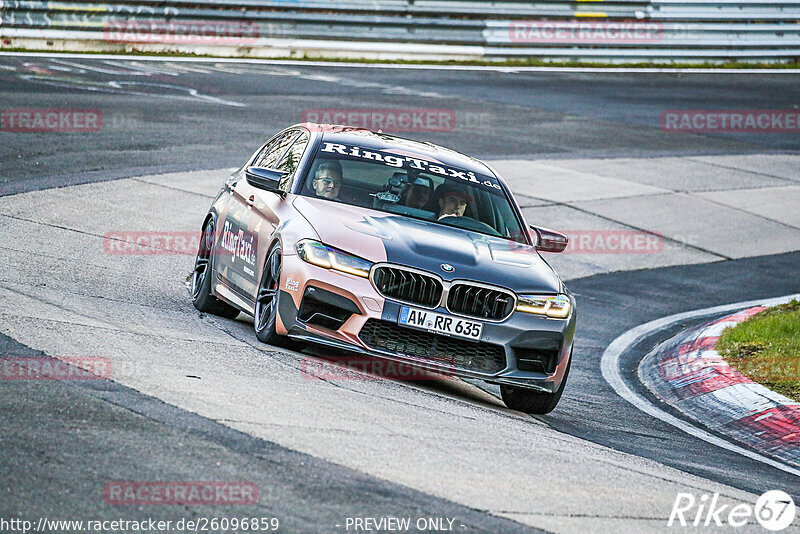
500,350,571,415
254,245,289,346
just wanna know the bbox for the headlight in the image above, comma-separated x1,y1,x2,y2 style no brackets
296,240,372,278
516,294,571,318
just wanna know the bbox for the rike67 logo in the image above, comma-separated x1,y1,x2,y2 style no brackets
669,490,796,531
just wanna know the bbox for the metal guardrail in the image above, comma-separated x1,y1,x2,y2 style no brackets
0,0,649,20
1,0,798,62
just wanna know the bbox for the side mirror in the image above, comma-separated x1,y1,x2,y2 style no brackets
530,225,569,253
245,166,287,194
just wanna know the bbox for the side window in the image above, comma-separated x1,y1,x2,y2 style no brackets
274,132,310,192
250,134,280,167
255,130,299,169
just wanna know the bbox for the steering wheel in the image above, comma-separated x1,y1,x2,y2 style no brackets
440,216,501,236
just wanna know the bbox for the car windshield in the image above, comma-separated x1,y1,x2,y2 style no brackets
300,141,527,243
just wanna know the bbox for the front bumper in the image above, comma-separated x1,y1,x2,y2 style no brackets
278,254,576,392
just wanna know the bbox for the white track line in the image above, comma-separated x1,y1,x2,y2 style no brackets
0,51,798,74
600,293,800,477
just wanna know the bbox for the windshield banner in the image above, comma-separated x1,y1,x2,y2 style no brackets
319,142,502,190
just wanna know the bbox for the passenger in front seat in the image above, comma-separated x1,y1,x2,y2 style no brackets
400,177,433,210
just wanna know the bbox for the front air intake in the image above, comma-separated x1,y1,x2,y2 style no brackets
359,319,506,374
297,286,361,331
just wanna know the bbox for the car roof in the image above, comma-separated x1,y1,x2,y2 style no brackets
299,124,499,180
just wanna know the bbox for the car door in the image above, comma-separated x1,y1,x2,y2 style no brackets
217,129,310,306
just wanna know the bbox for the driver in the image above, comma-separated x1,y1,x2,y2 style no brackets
436,183,472,220
311,161,343,200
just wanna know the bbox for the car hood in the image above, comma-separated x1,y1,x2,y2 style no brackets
293,196,563,293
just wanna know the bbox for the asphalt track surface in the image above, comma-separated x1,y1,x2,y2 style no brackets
1,56,798,196
1,56,799,533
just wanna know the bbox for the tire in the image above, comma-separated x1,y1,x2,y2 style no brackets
254,245,290,346
500,350,572,415
191,218,240,319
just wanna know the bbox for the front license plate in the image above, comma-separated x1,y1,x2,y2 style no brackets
398,306,483,341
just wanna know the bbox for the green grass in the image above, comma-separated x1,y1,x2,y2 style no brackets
1,46,799,69
717,300,800,401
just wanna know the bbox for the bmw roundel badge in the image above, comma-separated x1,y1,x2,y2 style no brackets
440,264,455,273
